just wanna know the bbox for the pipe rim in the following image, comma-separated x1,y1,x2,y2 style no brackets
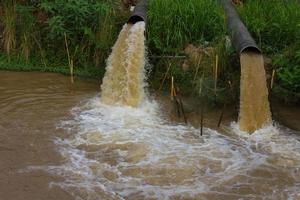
240,46,261,55
128,15,145,24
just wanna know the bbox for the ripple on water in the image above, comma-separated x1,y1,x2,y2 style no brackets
26,97,300,200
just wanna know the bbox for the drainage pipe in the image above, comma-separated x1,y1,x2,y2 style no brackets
221,0,260,54
128,0,148,24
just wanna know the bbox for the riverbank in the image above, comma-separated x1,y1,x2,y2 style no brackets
0,66,298,131
1,0,299,104
0,54,104,79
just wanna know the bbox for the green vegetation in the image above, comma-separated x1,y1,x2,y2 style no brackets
0,0,299,104
147,0,300,103
147,0,239,105
0,54,104,78
39,0,118,67
237,0,300,53
237,0,300,102
0,0,125,75
272,50,300,102
147,0,299,104
1,0,17,59
147,0,225,54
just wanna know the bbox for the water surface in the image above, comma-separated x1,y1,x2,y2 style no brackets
0,71,300,200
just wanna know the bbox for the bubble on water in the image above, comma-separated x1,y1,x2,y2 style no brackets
23,23,300,200
28,95,300,200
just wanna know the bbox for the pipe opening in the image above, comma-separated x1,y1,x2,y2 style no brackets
128,15,145,24
240,46,261,54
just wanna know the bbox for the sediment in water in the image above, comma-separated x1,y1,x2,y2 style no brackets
239,51,271,132
100,22,146,107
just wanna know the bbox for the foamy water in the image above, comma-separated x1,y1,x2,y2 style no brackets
100,22,146,107
24,21,300,200
26,96,300,200
239,52,271,133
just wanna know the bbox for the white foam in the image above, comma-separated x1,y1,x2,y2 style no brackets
22,22,300,199
26,96,300,199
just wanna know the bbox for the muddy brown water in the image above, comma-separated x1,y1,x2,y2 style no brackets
0,71,99,200
101,22,146,107
1,71,300,200
239,52,271,133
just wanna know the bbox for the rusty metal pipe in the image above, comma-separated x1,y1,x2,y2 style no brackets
221,0,261,54
128,0,148,24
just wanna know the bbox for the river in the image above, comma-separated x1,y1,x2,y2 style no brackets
0,71,300,200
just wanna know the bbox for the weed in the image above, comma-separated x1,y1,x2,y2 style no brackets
1,0,17,59
147,0,225,54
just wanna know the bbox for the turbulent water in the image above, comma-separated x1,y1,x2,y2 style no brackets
100,22,146,107
37,25,299,200
239,52,272,133
1,72,300,200
6,23,299,200
37,98,300,200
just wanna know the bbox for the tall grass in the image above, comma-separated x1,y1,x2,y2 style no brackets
147,0,239,104
17,5,36,62
39,0,122,68
147,0,225,54
238,0,300,101
94,6,117,67
1,0,17,58
237,0,300,54
0,0,123,76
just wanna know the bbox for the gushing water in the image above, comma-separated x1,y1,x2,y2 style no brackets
239,52,272,133
101,22,146,107
19,25,300,199
35,98,300,200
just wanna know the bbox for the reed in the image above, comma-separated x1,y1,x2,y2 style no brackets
94,7,116,67
64,33,74,83
18,5,35,62
159,61,172,90
199,76,204,136
32,36,47,68
171,76,175,100
214,54,219,96
176,86,188,124
1,0,17,59
271,69,276,89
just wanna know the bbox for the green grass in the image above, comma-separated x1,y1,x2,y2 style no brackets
0,53,104,79
237,0,300,54
0,0,122,79
237,0,300,102
1,0,17,57
147,0,226,54
146,0,239,105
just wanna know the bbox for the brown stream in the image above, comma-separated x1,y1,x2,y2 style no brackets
239,52,271,133
0,71,300,200
101,22,146,107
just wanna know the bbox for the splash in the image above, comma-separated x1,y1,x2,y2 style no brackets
29,97,300,200
100,22,146,107
239,51,272,133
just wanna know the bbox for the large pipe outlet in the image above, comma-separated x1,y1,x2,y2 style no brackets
221,0,261,54
128,0,148,24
